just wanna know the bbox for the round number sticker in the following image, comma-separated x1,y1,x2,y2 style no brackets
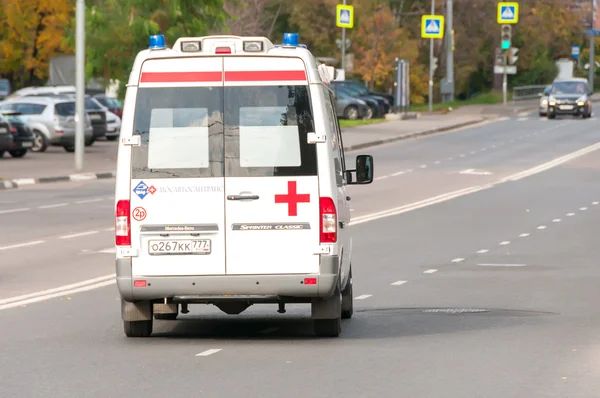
132,206,147,221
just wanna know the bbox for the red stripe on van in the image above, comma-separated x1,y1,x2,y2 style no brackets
225,70,307,82
140,71,222,83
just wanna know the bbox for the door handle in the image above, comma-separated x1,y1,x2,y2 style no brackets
227,194,259,201
339,221,345,229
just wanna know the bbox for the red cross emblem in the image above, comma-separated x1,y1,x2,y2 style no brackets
275,181,310,216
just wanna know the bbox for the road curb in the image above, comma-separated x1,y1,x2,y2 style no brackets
343,117,489,152
0,171,116,190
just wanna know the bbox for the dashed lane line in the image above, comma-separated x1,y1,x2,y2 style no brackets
0,240,45,251
195,349,222,357
38,203,68,209
423,269,438,274
0,208,30,215
537,225,547,230
451,258,465,263
476,249,489,254
355,294,372,300
519,233,530,237
59,230,100,240
499,241,511,245
391,281,407,286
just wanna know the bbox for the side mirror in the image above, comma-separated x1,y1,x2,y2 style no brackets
347,154,374,185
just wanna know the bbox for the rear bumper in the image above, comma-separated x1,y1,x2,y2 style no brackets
0,134,13,151
116,256,340,302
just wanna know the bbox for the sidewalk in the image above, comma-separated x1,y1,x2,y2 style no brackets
342,114,488,151
1,113,494,190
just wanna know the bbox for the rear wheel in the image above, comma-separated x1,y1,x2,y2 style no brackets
106,135,119,141
344,105,359,120
124,320,153,337
548,114,556,120
64,146,75,152
341,267,353,319
31,130,48,152
9,149,27,158
313,283,342,337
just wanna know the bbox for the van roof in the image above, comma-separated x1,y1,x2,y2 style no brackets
128,34,336,87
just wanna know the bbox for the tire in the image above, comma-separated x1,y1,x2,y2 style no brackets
313,283,342,337
9,149,27,158
364,107,373,120
155,313,178,320
548,114,555,120
31,130,48,152
341,267,353,319
64,146,75,152
106,135,119,141
124,320,153,337
344,105,359,120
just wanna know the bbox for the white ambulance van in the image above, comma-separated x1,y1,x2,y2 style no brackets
114,33,374,338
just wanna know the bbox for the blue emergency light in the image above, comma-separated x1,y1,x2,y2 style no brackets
282,33,299,47
149,34,166,50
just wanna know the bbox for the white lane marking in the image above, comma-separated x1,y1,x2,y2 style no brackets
447,157,454,160
491,145,496,148
58,230,100,240
420,164,427,168
553,219,561,223
12,178,35,186
434,161,441,164
0,278,116,310
0,240,45,251
0,207,30,215
480,148,487,151
470,151,476,154
195,349,222,357
75,199,103,204
38,203,68,209
460,169,492,175
476,249,489,254
504,141,600,182
567,213,575,216
460,154,466,157
375,175,389,181
259,327,280,334
593,201,599,205
537,225,547,230
478,263,527,267
580,207,588,211
423,269,438,274
499,241,511,245
407,169,414,173
519,233,530,237
391,281,407,286
70,173,97,181
98,247,116,254
355,294,372,300
104,227,114,231
451,258,465,263
391,171,405,177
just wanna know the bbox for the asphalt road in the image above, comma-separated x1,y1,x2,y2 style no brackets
1,112,600,397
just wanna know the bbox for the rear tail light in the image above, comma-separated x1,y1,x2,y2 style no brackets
319,197,337,243
116,199,131,246
10,127,17,134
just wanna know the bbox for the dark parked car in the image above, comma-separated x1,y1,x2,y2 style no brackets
334,90,371,120
94,94,123,119
0,79,11,100
0,114,16,158
1,111,35,157
332,84,384,118
333,79,394,110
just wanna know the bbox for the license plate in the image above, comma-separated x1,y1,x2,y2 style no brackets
21,142,32,147
560,105,574,110
90,114,101,120
148,239,211,255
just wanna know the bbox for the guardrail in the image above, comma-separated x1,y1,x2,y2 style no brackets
512,85,548,101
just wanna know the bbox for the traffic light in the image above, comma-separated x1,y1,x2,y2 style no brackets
495,48,506,65
508,47,519,64
501,24,511,49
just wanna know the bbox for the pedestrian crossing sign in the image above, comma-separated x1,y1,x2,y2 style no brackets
497,2,518,24
421,15,444,39
336,4,354,28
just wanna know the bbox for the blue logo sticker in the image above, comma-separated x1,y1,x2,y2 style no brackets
133,181,149,199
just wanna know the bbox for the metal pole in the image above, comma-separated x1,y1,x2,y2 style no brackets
341,0,346,72
428,0,434,114
75,0,85,170
589,34,595,91
503,50,507,105
446,0,453,102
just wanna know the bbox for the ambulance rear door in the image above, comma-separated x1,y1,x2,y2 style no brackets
129,56,226,277
223,56,321,275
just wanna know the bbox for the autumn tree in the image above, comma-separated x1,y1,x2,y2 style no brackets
0,0,72,89
351,2,428,103
221,0,272,37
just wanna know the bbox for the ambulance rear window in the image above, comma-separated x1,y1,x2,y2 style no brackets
224,85,317,177
131,87,224,179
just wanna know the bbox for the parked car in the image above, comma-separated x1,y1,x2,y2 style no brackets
333,79,394,109
538,85,551,116
94,94,123,119
0,79,11,100
105,110,121,140
546,77,593,119
0,114,15,158
334,90,371,120
331,81,386,118
1,111,35,157
331,84,384,118
6,85,75,99
0,96,94,152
